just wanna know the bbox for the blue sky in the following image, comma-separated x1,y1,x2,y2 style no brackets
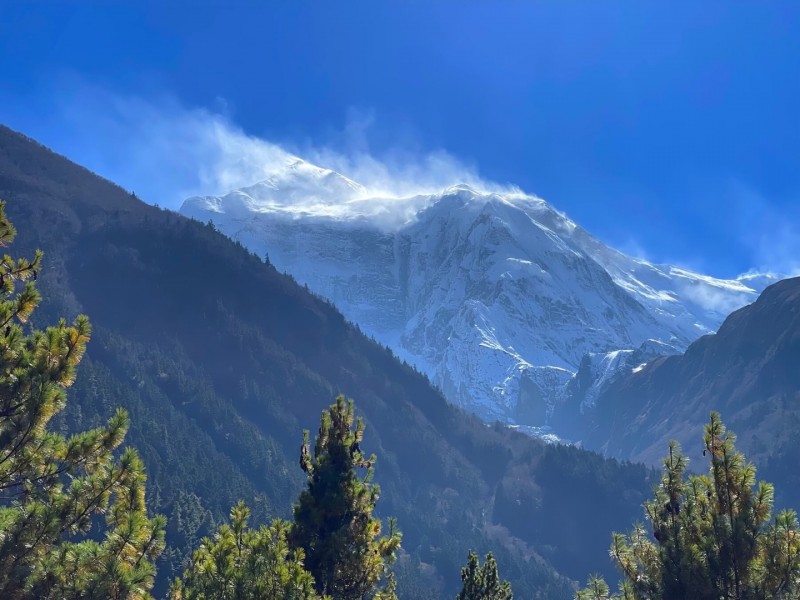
1,2,799,277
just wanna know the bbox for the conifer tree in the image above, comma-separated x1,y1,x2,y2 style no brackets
0,200,165,599
575,575,611,600
170,501,319,600
290,395,401,600
456,551,513,600
576,412,800,600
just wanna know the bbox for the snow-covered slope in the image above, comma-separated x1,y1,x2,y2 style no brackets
181,159,780,425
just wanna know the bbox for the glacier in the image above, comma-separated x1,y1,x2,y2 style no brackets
180,157,780,428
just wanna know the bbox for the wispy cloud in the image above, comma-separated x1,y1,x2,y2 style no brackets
615,238,652,262
728,180,800,277
674,277,760,316
46,83,508,209
17,81,799,279
54,88,300,206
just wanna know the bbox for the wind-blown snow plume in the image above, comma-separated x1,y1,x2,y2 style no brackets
181,172,784,426
729,181,800,277
46,85,510,210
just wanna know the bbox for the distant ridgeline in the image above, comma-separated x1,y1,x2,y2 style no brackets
0,125,655,598
570,274,800,508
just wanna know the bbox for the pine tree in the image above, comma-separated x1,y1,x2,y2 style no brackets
456,551,513,600
290,395,401,600
575,576,611,600
0,200,165,599
170,501,319,600
576,412,800,600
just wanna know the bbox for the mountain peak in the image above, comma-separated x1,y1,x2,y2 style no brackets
240,158,366,204
441,183,483,197
179,155,784,427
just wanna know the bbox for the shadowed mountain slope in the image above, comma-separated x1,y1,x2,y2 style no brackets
584,277,800,481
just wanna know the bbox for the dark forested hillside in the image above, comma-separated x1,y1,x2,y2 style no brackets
0,125,653,598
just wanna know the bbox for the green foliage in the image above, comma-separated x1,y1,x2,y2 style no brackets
575,575,611,600
291,395,401,599
170,397,406,600
577,412,800,600
170,500,319,600
456,551,513,600
0,200,165,599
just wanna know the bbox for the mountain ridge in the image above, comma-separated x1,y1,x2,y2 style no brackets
578,275,800,467
181,164,780,427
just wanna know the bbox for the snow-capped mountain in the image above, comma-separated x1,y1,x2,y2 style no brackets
180,157,780,425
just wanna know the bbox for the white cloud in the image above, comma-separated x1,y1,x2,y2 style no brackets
54,89,295,206
729,181,800,277
675,280,756,316
26,82,799,279
614,238,651,262
48,84,510,210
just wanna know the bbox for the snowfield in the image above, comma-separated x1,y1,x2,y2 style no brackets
181,158,780,427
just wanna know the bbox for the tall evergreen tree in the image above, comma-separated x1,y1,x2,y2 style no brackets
456,551,513,600
576,412,800,600
170,501,319,600
0,200,165,599
290,395,401,600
